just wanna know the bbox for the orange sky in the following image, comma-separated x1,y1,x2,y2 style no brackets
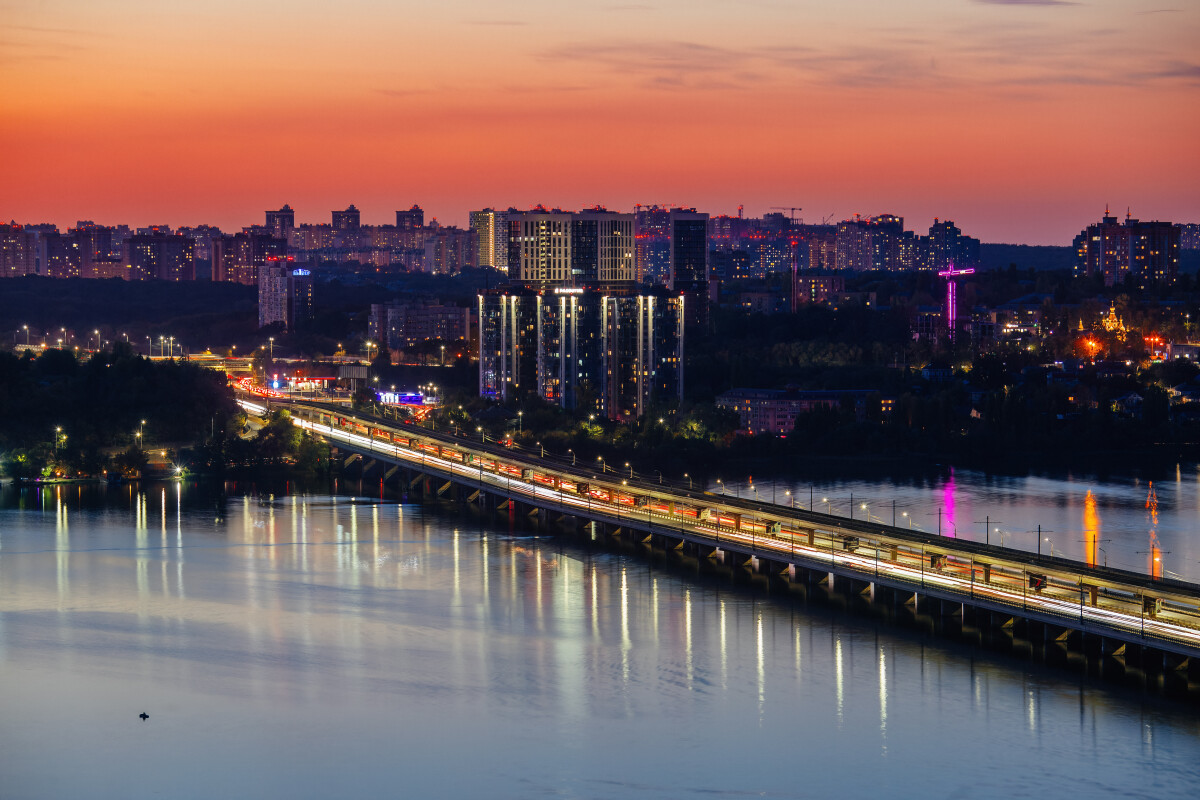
2,0,1198,244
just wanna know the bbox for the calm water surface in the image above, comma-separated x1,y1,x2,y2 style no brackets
0,481,1197,799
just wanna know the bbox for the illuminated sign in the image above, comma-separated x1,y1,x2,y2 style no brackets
378,392,425,405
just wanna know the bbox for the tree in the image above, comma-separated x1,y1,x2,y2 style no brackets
2,449,48,480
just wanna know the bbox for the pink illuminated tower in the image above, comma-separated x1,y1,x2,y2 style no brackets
938,264,975,342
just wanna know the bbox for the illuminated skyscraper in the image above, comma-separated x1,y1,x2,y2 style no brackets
122,233,194,280
635,205,672,286
669,209,709,330
469,208,509,269
572,208,636,284
258,257,313,330
506,209,574,286
212,232,286,285
478,285,682,418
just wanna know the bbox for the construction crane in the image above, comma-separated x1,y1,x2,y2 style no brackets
770,206,803,224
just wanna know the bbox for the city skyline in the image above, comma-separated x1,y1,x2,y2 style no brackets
3,0,1197,245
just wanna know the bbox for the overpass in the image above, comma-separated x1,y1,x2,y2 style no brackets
239,395,1200,672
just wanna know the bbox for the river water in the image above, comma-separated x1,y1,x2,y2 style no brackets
0,480,1197,799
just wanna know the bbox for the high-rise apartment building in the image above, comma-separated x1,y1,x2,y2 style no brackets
1074,209,1180,286
669,209,709,330
396,205,424,230
506,209,574,286
0,222,37,277
925,219,979,273
572,208,636,284
835,217,872,272
1178,223,1200,251
122,233,194,280
369,301,472,351
807,227,837,273
258,257,313,330
265,205,295,239
635,205,672,286
423,226,475,275
478,285,683,419
469,208,510,270
332,205,361,231
212,232,287,285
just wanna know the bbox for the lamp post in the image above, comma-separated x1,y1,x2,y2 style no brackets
597,455,605,474
568,448,575,465
54,426,62,455
518,411,523,433
625,462,633,479
23,325,29,346
268,336,274,361
684,472,692,490
785,490,793,508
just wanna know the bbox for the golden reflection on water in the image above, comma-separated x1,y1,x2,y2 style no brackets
1083,490,1100,568
1146,482,1162,579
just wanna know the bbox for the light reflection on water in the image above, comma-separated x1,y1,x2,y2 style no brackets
715,466,1200,582
0,483,1197,799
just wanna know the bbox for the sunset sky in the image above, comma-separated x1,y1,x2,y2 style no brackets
2,0,1197,244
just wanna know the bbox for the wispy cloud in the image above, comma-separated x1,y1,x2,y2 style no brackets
539,27,1200,93
467,20,527,26
374,88,429,98
974,0,1079,6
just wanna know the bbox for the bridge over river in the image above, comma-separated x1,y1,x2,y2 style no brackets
239,395,1200,677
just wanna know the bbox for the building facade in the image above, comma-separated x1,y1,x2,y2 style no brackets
1074,208,1180,286
479,286,683,419
258,257,312,330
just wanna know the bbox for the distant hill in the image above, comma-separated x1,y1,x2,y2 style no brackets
979,243,1073,272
